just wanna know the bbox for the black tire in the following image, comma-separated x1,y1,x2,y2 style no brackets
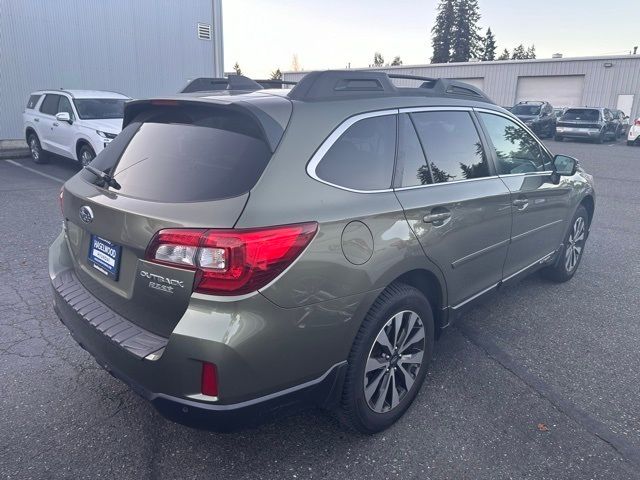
595,132,604,144
27,133,48,164
628,140,635,146
554,135,563,142
338,283,434,434
541,205,589,283
78,144,96,166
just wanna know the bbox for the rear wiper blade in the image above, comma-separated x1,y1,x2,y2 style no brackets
84,165,121,190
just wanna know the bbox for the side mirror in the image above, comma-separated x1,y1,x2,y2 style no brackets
551,154,578,183
55,112,72,123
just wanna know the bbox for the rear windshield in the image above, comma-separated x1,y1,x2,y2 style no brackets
511,105,541,116
562,109,600,121
74,98,126,119
85,106,271,202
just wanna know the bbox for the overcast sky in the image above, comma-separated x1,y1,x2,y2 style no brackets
222,0,637,77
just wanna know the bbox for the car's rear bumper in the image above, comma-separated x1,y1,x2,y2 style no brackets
555,127,602,138
52,275,347,430
49,231,362,430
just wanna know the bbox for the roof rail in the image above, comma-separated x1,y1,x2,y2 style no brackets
287,70,492,103
180,75,264,93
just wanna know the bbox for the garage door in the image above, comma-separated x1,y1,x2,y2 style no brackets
451,78,485,90
515,76,584,108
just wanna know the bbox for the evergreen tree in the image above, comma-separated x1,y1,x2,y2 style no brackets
431,0,455,63
481,27,496,61
451,0,482,62
270,68,282,80
233,62,242,75
525,44,536,59
511,44,526,60
373,52,384,67
391,56,403,66
497,48,510,60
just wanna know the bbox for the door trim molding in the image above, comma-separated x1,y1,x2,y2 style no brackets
511,219,563,243
451,238,510,269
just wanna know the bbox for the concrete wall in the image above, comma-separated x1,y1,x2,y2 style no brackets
283,55,640,119
0,0,223,139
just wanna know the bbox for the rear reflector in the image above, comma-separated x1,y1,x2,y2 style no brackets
201,362,218,397
145,222,318,296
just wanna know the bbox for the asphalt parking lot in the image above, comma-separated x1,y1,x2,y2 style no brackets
1,138,639,480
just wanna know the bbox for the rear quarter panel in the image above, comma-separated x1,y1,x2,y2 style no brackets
237,99,448,310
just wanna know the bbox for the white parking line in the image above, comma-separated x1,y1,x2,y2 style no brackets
5,159,65,183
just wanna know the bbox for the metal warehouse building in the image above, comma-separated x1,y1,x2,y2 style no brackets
284,55,640,119
0,0,223,140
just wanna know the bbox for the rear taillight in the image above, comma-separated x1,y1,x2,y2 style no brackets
145,222,318,295
634,119,640,126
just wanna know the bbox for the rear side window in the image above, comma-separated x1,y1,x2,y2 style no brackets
315,115,396,191
40,94,60,115
87,106,271,203
26,95,41,109
396,114,430,187
411,111,490,183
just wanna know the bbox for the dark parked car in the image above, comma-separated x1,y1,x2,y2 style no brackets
555,107,618,143
50,71,595,433
511,101,556,138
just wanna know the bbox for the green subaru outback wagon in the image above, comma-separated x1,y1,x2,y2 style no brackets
50,71,595,433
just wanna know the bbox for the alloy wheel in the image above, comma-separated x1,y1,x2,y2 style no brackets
565,216,586,272
30,138,40,161
81,150,94,166
363,310,425,413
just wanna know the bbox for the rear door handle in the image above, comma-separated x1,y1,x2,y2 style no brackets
423,212,451,224
52,122,59,127
512,198,529,209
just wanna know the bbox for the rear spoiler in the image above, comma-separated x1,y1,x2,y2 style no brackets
122,97,292,153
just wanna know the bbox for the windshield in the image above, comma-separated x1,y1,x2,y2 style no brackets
511,105,541,116
73,98,126,119
562,109,600,122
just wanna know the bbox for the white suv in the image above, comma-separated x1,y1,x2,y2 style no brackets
23,90,130,165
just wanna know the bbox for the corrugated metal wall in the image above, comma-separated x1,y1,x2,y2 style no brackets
0,0,219,139
283,56,640,119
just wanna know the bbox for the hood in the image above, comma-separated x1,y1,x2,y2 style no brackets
80,118,123,134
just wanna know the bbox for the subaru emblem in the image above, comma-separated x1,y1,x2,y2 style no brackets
79,205,94,224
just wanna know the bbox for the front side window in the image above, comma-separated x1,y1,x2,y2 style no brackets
39,94,60,116
74,98,126,120
479,112,551,174
411,111,490,183
57,96,74,119
315,114,396,191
